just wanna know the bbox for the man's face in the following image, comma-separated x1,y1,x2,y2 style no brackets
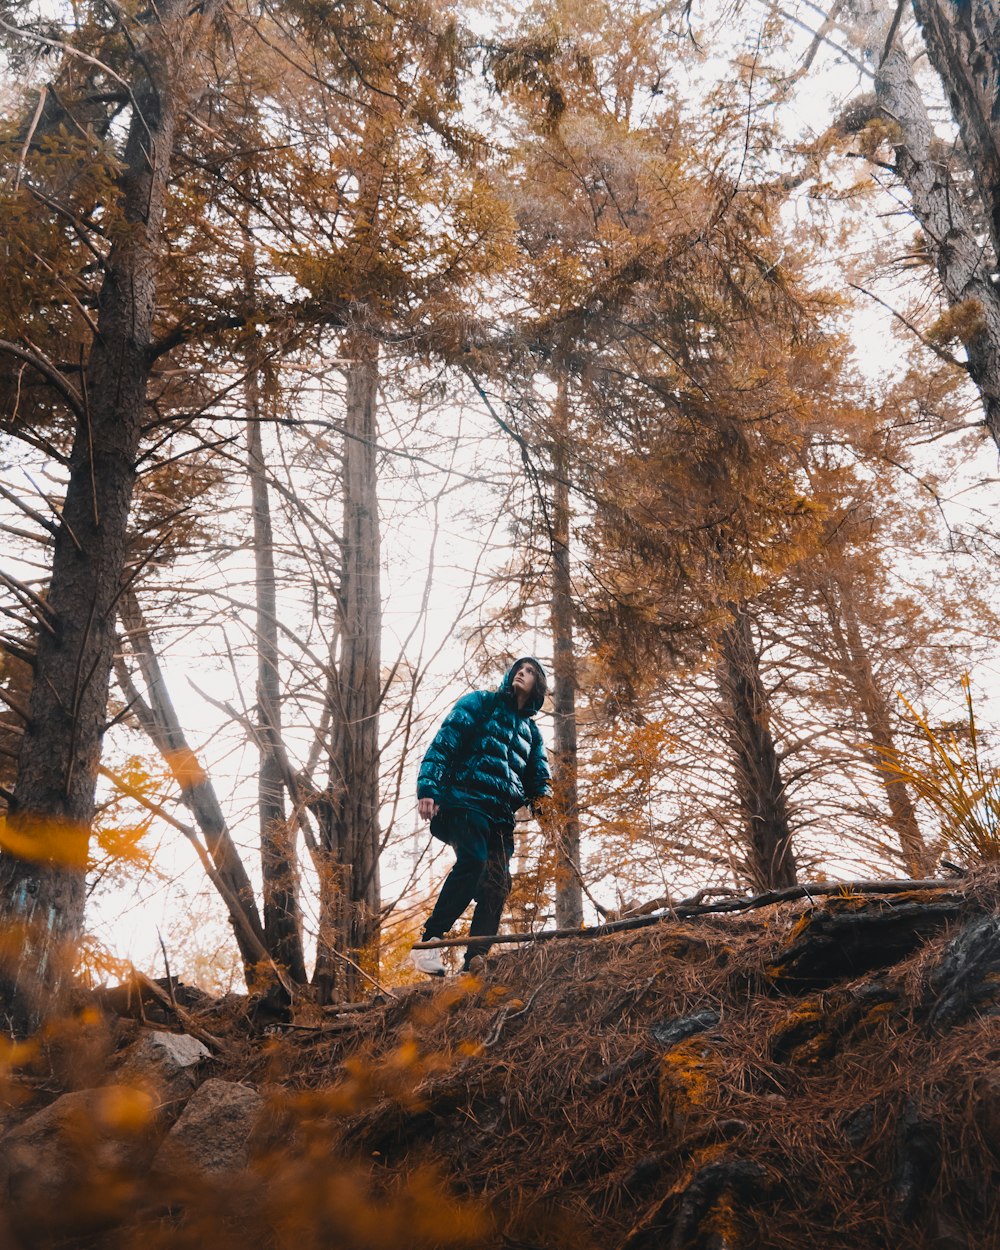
512,662,539,699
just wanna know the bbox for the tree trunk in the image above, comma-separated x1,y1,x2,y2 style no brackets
313,335,382,1002
907,0,1000,265
865,15,1000,447
116,588,267,981
0,0,202,1034
549,376,583,929
718,607,797,891
246,345,307,985
822,576,932,876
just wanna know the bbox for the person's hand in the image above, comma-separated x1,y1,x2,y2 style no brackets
418,797,438,822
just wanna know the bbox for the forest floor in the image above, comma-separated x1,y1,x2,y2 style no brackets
4,872,1000,1248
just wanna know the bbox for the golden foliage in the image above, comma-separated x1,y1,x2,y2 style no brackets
162,746,207,790
855,117,904,159
874,676,1000,865
76,934,136,990
926,298,988,346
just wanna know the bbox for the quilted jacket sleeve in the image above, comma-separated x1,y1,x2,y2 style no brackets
524,721,552,809
417,692,490,801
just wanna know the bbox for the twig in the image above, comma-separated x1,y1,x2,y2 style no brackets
413,877,958,950
129,967,229,1055
0,520,53,547
484,983,544,1048
157,928,178,1010
0,481,58,536
10,85,46,191
0,339,84,419
879,0,908,68
621,886,741,919
847,282,968,370
0,569,57,633
774,5,871,79
0,685,31,723
0,634,37,666
318,944,398,1001
22,469,83,550
264,1018,362,1036
98,762,294,1000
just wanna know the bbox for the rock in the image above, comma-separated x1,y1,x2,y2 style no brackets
118,1029,211,1107
769,982,899,1067
670,1155,769,1250
651,1010,720,1048
153,1078,263,1176
0,1084,157,1238
924,914,1000,1030
892,1098,940,1222
841,1102,876,1148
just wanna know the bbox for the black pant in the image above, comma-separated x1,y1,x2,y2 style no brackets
423,808,514,967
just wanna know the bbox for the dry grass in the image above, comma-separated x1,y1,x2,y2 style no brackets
876,677,1000,865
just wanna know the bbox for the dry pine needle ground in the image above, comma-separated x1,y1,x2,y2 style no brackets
5,873,1000,1249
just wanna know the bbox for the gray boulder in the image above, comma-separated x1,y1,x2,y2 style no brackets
118,1029,211,1107
0,1084,156,1237
153,1078,263,1176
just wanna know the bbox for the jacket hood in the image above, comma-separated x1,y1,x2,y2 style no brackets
500,656,547,716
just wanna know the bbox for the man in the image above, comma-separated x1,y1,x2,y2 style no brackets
411,657,552,976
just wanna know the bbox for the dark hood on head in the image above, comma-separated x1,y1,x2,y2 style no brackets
500,656,547,716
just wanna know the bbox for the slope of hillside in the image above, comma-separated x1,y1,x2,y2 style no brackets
3,874,1000,1249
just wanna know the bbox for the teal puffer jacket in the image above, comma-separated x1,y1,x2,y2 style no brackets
417,658,552,822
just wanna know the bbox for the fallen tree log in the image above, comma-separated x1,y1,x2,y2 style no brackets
412,877,958,951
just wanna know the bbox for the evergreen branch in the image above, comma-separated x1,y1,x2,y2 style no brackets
847,282,969,371
0,340,84,418
0,482,58,537
0,18,150,140
0,684,31,723
10,85,47,192
146,313,251,362
0,569,57,631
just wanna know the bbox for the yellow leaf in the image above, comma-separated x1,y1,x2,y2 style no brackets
0,816,89,868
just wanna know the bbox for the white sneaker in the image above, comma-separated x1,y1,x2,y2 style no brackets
410,945,446,976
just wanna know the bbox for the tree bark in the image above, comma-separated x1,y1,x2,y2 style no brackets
718,607,797,891
907,0,1000,265
0,0,212,1034
313,335,382,1002
867,17,1000,446
549,376,583,929
246,344,307,985
116,588,267,980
